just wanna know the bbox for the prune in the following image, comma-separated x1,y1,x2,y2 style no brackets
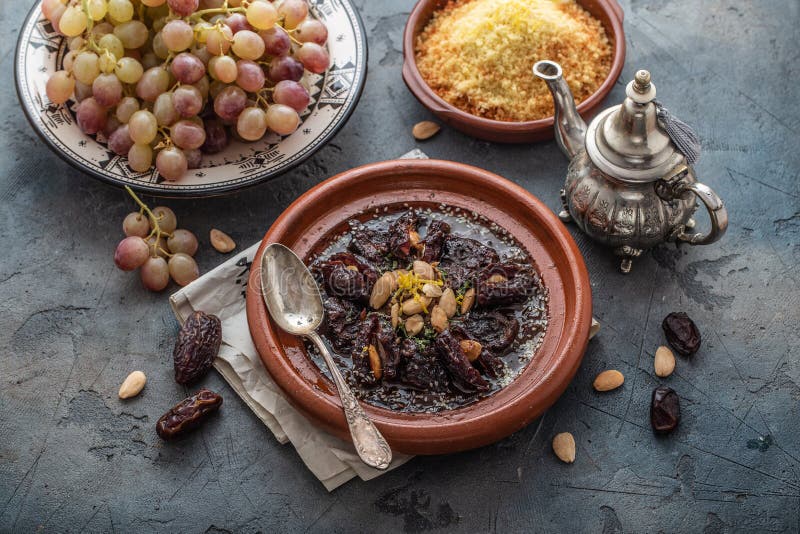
387,211,420,260
448,325,505,378
650,386,680,434
374,318,401,381
434,330,489,393
662,312,701,356
173,311,222,384
420,220,451,263
399,339,449,392
348,221,389,267
320,297,363,352
442,236,499,271
461,311,519,353
439,236,500,289
156,388,223,440
308,209,549,412
312,252,377,303
475,349,507,378
350,314,380,385
476,263,539,307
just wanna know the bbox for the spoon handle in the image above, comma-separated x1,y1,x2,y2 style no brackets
307,331,393,470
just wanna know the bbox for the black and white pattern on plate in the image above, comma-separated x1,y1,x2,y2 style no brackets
15,0,367,196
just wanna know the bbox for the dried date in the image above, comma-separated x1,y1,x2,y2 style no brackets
650,386,680,434
156,388,223,440
173,311,222,384
662,312,701,356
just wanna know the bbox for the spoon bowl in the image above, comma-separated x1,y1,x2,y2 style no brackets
260,243,323,335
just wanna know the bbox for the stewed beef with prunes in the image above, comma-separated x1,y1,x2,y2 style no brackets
307,208,548,412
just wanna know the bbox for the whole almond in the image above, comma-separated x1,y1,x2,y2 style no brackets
118,371,146,399
210,229,236,253
552,432,576,463
412,260,435,281
459,339,482,362
405,314,424,336
654,345,676,377
460,288,475,314
368,345,382,380
402,296,431,316
369,272,394,309
593,369,625,392
439,288,457,317
412,120,440,140
421,283,443,298
430,305,449,333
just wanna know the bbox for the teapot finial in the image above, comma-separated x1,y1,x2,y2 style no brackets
626,69,656,104
633,70,651,92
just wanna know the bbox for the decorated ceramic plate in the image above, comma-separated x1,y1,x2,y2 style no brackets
14,0,367,197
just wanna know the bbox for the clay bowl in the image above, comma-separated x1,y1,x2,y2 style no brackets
402,0,626,143
246,159,592,455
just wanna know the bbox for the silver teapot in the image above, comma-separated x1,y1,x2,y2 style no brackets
533,61,728,273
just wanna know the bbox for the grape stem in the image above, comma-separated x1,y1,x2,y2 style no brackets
80,0,107,55
124,186,173,258
190,5,246,20
286,29,303,46
81,0,94,34
255,93,270,108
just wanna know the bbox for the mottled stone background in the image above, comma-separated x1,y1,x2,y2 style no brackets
1,1,798,532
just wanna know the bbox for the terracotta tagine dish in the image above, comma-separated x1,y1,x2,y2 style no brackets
402,0,626,143
246,159,592,455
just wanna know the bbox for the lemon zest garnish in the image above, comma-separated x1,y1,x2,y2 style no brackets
393,271,443,315
414,293,430,314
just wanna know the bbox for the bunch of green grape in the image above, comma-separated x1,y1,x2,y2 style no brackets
42,0,330,182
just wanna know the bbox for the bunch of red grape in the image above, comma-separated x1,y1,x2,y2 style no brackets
42,0,330,182
114,187,200,291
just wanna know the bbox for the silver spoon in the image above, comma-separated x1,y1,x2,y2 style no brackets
259,243,392,470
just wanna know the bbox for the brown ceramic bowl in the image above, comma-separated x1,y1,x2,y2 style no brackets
246,159,592,455
402,0,626,143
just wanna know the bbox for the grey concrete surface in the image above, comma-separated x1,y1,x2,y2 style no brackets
2,1,799,532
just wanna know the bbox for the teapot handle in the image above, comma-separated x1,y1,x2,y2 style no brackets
674,179,729,246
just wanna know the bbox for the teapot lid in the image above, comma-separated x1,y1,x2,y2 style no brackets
585,70,684,182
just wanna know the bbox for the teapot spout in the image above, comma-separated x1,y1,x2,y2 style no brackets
533,60,587,159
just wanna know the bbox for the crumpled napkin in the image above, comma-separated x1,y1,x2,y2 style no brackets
169,150,427,490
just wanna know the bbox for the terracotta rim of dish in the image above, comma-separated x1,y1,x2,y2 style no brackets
246,159,593,455
401,0,626,143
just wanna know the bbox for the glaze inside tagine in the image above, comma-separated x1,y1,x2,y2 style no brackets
534,60,728,273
